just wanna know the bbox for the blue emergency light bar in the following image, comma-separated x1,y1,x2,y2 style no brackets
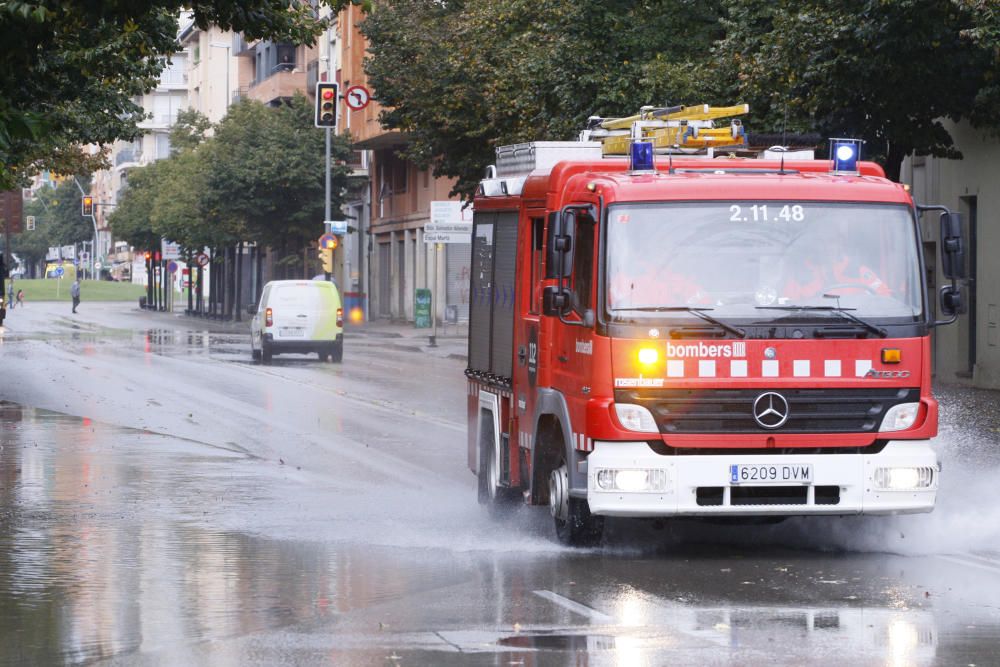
630,141,655,172
830,138,864,175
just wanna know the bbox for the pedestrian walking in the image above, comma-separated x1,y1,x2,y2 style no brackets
70,278,81,313
6,281,13,310
16,288,24,307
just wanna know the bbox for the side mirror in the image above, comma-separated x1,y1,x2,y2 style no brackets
939,211,965,280
544,211,561,279
542,285,570,316
939,285,963,317
544,209,578,279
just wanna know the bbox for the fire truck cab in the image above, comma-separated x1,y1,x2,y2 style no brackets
465,105,965,545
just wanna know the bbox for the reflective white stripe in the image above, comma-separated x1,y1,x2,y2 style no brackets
635,357,878,378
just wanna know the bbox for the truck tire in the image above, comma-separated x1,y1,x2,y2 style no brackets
550,461,603,547
477,416,517,515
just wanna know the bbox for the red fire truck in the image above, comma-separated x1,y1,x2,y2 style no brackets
466,104,965,545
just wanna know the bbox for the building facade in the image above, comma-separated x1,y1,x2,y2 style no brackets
901,121,1000,390
338,5,471,324
90,46,189,282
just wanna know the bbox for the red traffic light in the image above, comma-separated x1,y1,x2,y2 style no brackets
314,82,338,129
143,251,151,260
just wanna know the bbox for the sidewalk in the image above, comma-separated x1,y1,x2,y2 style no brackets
139,307,469,361
346,318,469,361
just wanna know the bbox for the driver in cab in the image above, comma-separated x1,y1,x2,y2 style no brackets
782,227,892,300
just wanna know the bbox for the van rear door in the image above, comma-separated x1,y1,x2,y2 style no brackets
268,283,322,341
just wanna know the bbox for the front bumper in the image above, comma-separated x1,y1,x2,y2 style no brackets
586,440,938,517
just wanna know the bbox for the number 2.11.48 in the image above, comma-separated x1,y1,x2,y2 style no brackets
729,204,806,222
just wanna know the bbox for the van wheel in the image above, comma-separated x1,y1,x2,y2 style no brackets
330,341,343,363
262,343,272,364
550,462,603,547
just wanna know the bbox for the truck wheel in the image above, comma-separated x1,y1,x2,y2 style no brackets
330,340,343,363
550,462,603,547
478,423,517,515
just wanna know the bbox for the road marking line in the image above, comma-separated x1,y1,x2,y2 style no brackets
937,554,1000,575
533,590,614,623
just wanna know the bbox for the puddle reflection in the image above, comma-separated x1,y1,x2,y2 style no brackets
0,403,439,664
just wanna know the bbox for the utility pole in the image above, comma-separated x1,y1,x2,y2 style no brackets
73,177,97,280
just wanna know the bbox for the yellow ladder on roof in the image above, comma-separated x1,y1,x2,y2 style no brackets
586,103,749,155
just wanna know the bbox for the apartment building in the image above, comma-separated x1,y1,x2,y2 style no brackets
90,48,188,282
338,4,471,324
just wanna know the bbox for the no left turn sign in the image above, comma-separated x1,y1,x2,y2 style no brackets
345,85,371,111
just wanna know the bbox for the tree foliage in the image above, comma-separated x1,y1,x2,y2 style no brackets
361,0,1000,191
360,0,724,198
0,0,356,191
713,0,999,179
109,95,352,270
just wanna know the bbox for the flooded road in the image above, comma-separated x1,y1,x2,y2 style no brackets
1,303,999,665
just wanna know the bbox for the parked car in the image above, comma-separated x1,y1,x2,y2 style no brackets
249,280,343,363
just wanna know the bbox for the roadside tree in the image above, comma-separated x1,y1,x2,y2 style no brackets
0,0,350,191
360,0,724,198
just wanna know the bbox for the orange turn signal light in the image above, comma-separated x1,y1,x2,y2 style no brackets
881,348,901,364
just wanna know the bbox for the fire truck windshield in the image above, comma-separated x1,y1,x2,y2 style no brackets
605,202,923,325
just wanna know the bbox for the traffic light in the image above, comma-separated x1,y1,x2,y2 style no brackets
319,248,333,273
314,82,338,129
82,195,94,216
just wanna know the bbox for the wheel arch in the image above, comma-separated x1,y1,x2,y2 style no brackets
530,389,586,505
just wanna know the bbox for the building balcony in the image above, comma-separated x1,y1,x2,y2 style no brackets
248,67,307,106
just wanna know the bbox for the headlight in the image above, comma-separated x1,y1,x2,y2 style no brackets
874,466,935,490
880,402,919,432
595,468,668,493
614,403,658,433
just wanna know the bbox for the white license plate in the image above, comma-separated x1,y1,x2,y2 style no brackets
278,327,305,337
730,463,813,485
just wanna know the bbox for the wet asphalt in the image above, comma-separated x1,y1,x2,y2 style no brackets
0,302,998,666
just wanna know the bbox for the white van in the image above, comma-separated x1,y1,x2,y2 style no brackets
249,280,343,363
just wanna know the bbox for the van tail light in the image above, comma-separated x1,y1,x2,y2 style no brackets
265,307,273,327
336,307,343,327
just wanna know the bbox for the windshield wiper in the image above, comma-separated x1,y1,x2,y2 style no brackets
755,305,887,338
611,306,746,338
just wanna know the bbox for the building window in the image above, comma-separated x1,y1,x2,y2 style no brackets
393,159,408,194
156,134,171,159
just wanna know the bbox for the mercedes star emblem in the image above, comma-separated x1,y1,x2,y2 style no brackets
753,392,790,429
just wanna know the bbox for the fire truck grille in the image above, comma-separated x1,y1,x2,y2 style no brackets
614,387,920,434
